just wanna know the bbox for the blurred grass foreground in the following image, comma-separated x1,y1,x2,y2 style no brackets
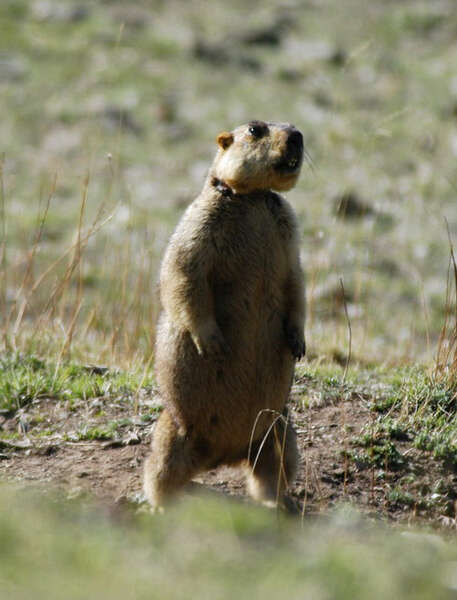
2,484,457,600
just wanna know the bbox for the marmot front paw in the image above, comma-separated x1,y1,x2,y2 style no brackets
191,322,229,357
284,324,305,360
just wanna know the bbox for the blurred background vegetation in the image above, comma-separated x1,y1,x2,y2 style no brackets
1,0,457,367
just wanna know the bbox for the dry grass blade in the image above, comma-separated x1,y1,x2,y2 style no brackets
29,208,114,297
7,175,56,347
435,218,457,382
435,254,452,378
247,409,284,472
0,154,8,350
339,277,352,383
275,408,290,513
446,218,457,379
57,173,89,359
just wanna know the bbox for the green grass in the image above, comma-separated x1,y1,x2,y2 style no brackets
348,368,457,469
297,361,457,474
0,484,456,600
291,361,457,516
3,352,457,518
0,352,154,412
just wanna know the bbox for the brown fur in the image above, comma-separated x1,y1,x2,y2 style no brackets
143,120,306,510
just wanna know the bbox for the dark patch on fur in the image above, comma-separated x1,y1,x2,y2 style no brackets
265,192,281,214
211,176,233,198
184,423,194,440
194,435,211,458
210,414,219,426
266,192,293,240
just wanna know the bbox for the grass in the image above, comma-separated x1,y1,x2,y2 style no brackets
349,368,457,470
1,484,456,600
0,352,155,412
291,360,457,517
1,353,457,519
1,0,457,366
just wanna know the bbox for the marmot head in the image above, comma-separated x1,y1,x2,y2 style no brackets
212,120,304,194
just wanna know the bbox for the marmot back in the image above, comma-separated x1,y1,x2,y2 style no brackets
144,120,306,510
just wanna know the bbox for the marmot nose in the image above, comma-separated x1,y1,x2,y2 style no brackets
287,129,303,150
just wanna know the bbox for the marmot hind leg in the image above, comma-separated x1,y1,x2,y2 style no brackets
143,409,200,511
245,414,298,508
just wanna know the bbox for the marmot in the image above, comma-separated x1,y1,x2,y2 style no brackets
144,120,306,510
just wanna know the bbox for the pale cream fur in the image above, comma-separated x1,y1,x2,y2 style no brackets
215,122,301,193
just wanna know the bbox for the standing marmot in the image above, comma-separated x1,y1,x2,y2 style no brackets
144,120,306,510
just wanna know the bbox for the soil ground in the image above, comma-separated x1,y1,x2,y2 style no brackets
2,376,456,530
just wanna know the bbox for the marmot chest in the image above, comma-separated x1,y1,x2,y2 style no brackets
210,197,289,298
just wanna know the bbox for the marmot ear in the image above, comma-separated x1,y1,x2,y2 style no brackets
217,132,234,150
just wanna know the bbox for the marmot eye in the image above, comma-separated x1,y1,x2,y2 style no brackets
248,124,266,139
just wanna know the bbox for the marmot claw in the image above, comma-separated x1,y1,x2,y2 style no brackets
192,324,229,357
285,324,306,360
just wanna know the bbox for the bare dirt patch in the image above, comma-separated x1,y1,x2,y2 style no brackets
1,383,456,529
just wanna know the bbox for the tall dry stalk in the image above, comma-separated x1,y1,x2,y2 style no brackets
434,219,457,383
57,172,89,359
339,277,352,382
0,154,7,350
0,151,162,368
8,175,56,349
